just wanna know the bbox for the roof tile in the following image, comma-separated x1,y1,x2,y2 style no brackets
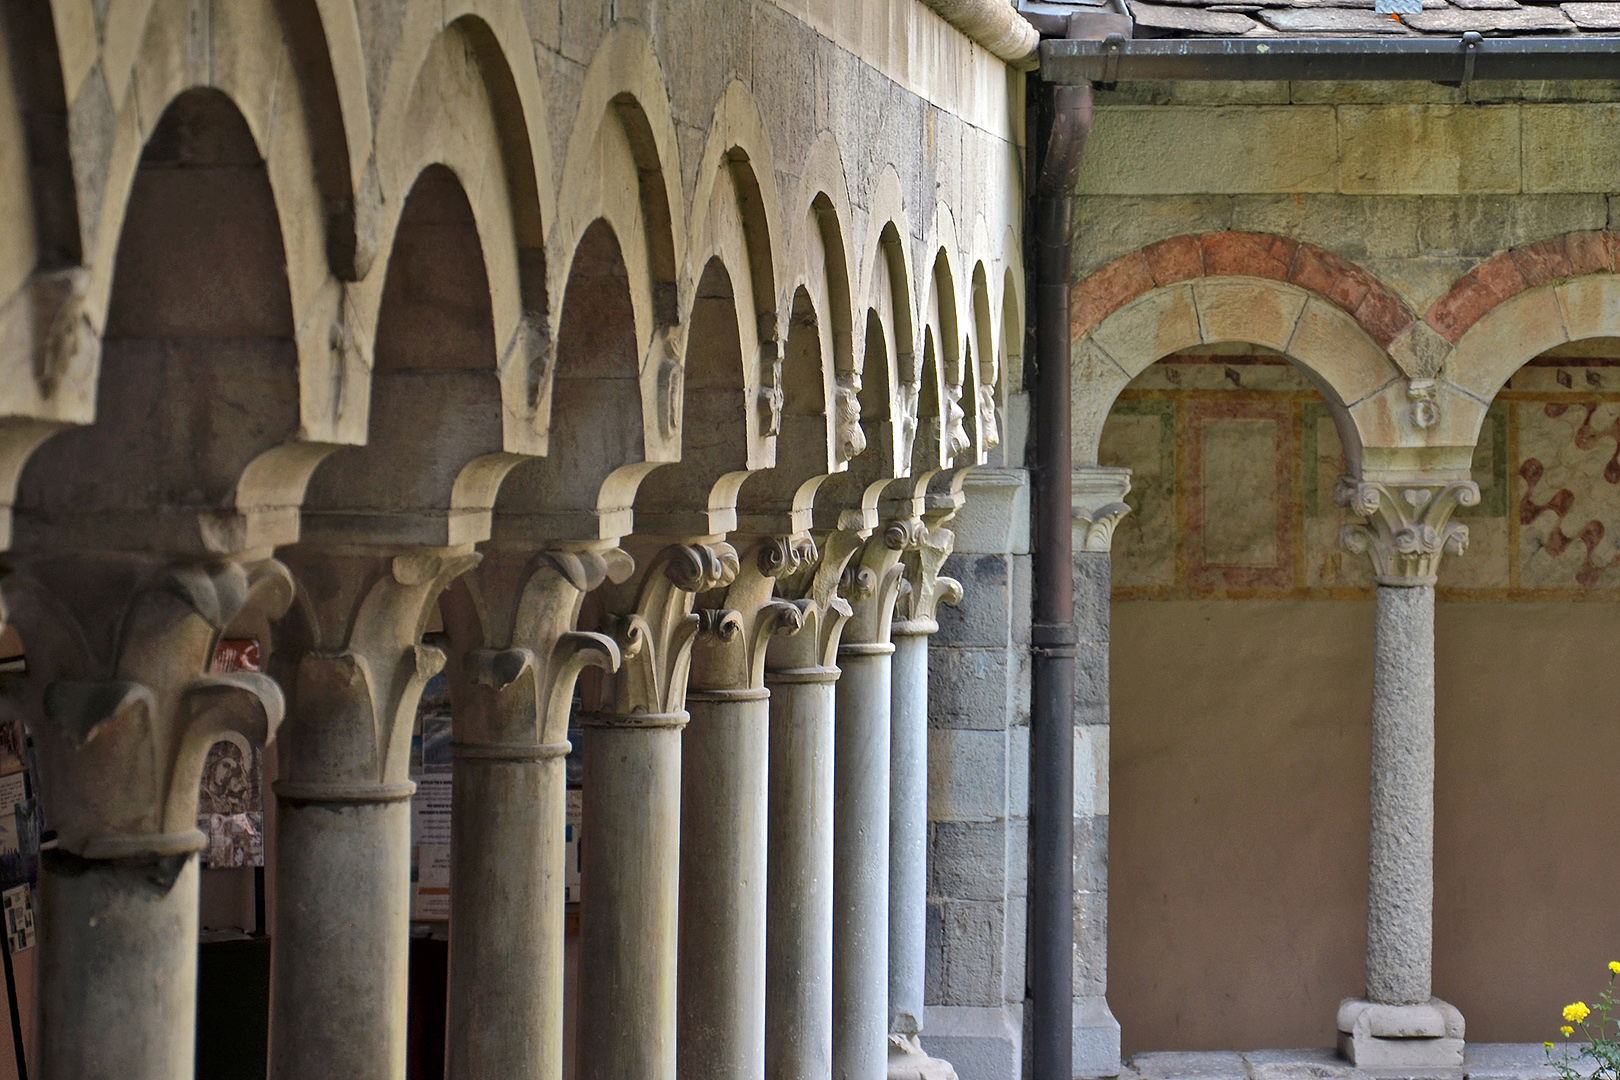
1260,7,1413,31
1562,2,1620,28
1401,5,1577,29
1130,0,1261,30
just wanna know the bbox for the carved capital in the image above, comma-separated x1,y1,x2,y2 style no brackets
1072,466,1133,553
893,523,962,636
0,554,292,857
766,529,862,672
1336,477,1480,586
272,545,480,790
587,542,738,717
839,522,915,646
440,544,632,751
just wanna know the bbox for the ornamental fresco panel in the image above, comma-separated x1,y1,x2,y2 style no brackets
1099,344,1620,600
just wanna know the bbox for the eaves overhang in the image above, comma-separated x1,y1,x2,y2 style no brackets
1039,33,1620,83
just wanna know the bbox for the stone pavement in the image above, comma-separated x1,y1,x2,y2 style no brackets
1123,1044,1590,1080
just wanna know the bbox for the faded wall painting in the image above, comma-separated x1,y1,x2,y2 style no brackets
1100,339,1620,600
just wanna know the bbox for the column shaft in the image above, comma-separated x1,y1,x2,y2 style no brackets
680,690,771,1080
1367,583,1435,1006
832,645,894,1080
579,717,684,1080
36,850,200,1080
887,632,929,1036
764,670,838,1080
270,789,413,1080
447,747,568,1079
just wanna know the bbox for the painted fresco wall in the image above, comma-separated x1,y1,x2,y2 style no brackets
1102,343,1620,1053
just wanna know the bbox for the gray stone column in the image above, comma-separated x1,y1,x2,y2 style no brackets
440,548,626,1080
832,526,912,1080
889,526,961,1080
762,530,858,1080
578,542,737,1080
1334,478,1477,1071
679,538,809,1080
269,546,478,1080
0,555,289,1080
1070,468,1132,1079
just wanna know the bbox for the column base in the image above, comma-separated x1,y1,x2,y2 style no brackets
921,1005,1021,1080
890,1033,959,1080
1337,998,1465,1075
1075,994,1123,1078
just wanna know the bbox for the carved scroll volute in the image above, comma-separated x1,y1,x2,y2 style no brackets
1335,476,1480,586
592,543,739,716
274,546,480,789
690,535,817,691
0,555,293,857
766,528,862,672
838,518,922,647
450,546,633,749
893,523,962,636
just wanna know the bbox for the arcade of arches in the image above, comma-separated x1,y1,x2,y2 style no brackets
2,3,1619,1080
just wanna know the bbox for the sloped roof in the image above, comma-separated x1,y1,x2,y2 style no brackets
1028,0,1620,37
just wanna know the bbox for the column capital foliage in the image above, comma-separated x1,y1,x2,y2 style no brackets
690,534,814,691
1336,477,1480,586
0,553,292,858
837,517,924,647
765,528,862,672
273,545,479,792
586,541,739,718
444,544,633,750
893,523,962,636
1072,466,1132,553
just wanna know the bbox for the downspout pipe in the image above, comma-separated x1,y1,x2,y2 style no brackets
1029,72,1093,1080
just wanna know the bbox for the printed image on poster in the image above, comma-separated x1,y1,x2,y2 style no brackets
198,640,265,868
410,673,453,921
2,886,33,954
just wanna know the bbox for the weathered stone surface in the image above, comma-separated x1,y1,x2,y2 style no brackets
1562,1,1620,28
1260,8,1409,31
1403,5,1573,30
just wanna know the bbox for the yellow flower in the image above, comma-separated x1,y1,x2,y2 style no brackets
1609,961,1620,975
1547,1042,1557,1050
1565,1002,1592,1024
1562,1026,1575,1038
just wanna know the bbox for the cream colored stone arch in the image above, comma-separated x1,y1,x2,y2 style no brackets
921,202,969,472
554,23,686,467
686,81,787,473
859,166,916,481
1073,277,1405,478
1441,276,1620,450
367,14,551,459
54,0,375,556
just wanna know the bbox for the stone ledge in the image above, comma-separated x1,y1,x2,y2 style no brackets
1123,1043,1591,1080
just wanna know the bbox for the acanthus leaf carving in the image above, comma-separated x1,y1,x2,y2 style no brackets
1335,476,1480,586
1072,467,1134,554
894,523,962,633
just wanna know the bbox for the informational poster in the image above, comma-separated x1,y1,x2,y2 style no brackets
410,674,453,921
565,789,582,905
1,888,33,955
198,640,265,868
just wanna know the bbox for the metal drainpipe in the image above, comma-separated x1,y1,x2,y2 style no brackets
1028,69,1093,1080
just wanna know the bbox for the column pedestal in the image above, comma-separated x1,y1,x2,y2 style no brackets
270,785,415,1080
764,668,838,1080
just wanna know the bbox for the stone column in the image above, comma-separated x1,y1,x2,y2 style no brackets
0,555,289,1080
832,521,917,1080
1070,467,1132,1078
888,525,961,1080
1334,477,1478,1071
763,530,861,1080
268,547,479,1080
679,537,814,1080
578,542,738,1080
438,547,630,1080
